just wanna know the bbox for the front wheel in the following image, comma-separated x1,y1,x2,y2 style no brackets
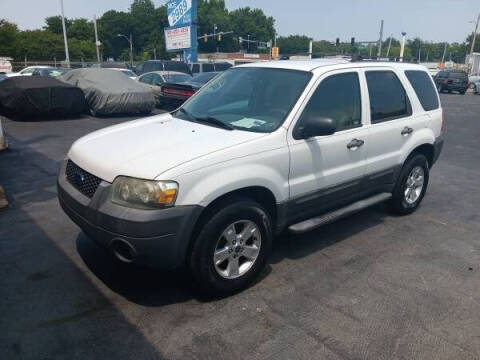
387,154,429,215
189,199,273,296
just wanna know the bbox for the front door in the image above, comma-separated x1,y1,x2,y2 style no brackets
287,70,369,222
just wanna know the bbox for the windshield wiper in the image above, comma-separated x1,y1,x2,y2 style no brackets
175,107,196,122
195,116,235,131
175,108,234,131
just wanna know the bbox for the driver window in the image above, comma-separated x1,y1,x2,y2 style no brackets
152,74,164,86
300,72,362,132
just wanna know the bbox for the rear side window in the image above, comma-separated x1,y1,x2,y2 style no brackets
366,71,411,123
191,64,200,73
405,70,439,111
202,63,215,72
301,72,362,131
448,72,467,80
139,73,153,84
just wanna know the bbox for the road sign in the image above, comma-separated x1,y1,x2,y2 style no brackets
166,0,198,62
167,0,193,27
165,25,192,51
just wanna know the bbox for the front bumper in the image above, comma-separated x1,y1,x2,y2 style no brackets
57,160,203,269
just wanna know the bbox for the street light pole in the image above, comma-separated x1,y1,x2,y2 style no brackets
117,33,133,67
470,13,480,55
60,0,70,67
247,34,250,53
399,32,407,61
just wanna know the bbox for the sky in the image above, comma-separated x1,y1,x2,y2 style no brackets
1,0,478,43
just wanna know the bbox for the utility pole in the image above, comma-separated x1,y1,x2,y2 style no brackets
377,20,384,57
386,35,393,57
308,38,313,59
60,0,70,67
399,32,407,61
247,34,250,53
441,43,447,64
470,13,480,55
93,15,101,63
418,47,421,63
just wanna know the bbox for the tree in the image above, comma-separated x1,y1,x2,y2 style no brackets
0,19,19,57
277,35,310,55
69,19,94,41
44,16,71,35
229,7,275,53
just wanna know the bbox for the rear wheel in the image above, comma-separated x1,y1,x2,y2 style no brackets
387,154,429,215
189,198,273,296
459,89,466,95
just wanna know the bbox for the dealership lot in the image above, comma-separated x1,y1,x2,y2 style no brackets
1,94,479,359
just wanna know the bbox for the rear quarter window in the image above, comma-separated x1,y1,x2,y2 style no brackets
405,70,439,111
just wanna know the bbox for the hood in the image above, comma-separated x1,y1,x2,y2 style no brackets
68,113,265,182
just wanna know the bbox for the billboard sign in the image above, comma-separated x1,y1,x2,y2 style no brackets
167,0,193,27
165,25,192,51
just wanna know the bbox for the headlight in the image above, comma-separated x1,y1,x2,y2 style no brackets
111,177,178,209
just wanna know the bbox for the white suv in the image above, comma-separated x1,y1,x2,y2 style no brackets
58,60,444,294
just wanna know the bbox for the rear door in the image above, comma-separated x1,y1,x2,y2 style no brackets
362,68,426,190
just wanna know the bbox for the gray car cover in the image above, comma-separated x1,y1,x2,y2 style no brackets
59,69,155,116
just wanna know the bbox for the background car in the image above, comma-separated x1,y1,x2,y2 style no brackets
189,62,232,74
137,71,193,105
109,68,137,80
89,62,129,69
7,66,50,77
31,67,71,77
135,60,192,76
159,72,220,110
434,70,469,94
59,68,155,116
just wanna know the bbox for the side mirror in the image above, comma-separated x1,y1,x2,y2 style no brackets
300,116,336,139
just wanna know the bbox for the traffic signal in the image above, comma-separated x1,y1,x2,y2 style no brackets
218,33,222,41
272,46,279,59
336,38,340,47
351,37,355,46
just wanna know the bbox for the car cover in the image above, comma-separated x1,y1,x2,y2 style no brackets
0,76,86,119
59,69,155,116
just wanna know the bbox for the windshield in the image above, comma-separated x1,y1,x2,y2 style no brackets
449,72,467,80
47,68,69,77
165,73,192,83
175,67,312,133
121,70,136,77
192,72,218,84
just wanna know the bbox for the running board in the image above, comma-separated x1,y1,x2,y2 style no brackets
288,192,392,234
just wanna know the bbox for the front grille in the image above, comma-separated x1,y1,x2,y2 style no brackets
66,160,102,198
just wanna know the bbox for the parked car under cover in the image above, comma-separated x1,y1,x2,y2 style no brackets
59,68,155,116
32,67,71,77
0,76,86,119
159,72,220,109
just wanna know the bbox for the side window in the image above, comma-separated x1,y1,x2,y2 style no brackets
154,74,164,86
299,72,362,132
405,70,439,111
366,71,411,123
191,64,200,73
203,63,215,72
139,74,153,84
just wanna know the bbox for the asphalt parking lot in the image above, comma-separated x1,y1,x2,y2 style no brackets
1,94,479,360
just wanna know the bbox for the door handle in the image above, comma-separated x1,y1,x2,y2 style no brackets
347,138,364,150
401,127,414,136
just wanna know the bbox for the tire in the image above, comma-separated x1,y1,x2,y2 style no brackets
387,154,429,215
459,90,466,95
189,198,273,296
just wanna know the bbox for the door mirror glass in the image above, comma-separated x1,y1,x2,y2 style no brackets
302,116,336,138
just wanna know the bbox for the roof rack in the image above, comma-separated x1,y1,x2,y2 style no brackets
350,55,418,63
